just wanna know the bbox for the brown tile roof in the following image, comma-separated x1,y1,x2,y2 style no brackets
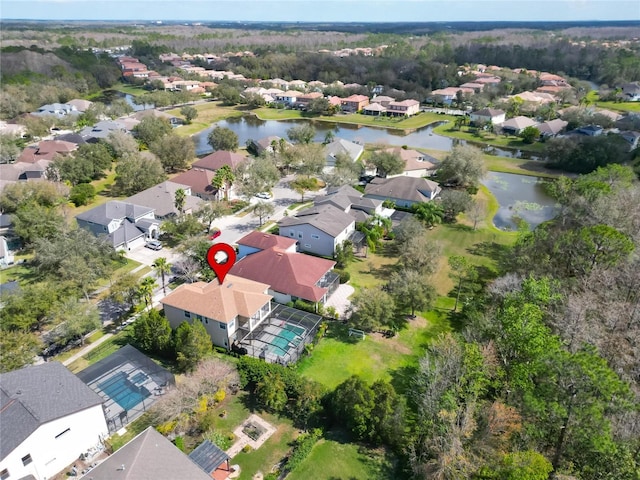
161,275,272,323
230,247,335,302
17,140,77,163
383,147,437,172
237,231,297,251
342,94,369,103
170,169,217,197
192,151,248,171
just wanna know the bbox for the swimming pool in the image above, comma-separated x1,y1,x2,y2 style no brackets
98,372,151,411
268,325,304,357
283,323,305,337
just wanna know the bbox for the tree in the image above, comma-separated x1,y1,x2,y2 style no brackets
1,281,63,333
150,133,195,172
286,124,316,144
33,229,118,300
208,126,239,152
153,257,172,295
161,214,205,243
109,273,140,308
174,188,186,215
133,116,172,147
197,201,231,233
0,134,21,164
12,204,66,245
132,309,172,354
107,130,139,159
294,143,325,177
388,269,436,317
137,276,157,310
448,255,478,312
255,372,288,412
468,199,486,230
48,298,101,346
334,240,355,269
113,152,167,196
398,234,442,276
252,201,275,225
69,183,96,207
174,320,212,372
439,189,472,223
520,126,540,144
212,165,236,201
368,150,405,178
438,144,486,187
413,201,445,228
236,156,281,199
50,143,113,185
290,176,320,202
0,331,42,373
309,97,333,115
350,286,396,331
0,181,68,213
489,451,553,480
180,105,198,124
215,85,242,105
330,376,375,440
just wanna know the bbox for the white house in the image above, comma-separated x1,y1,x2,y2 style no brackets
161,275,273,350
0,362,108,480
470,108,506,126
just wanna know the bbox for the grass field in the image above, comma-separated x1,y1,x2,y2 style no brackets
166,101,246,137
433,122,546,153
253,108,455,131
585,91,640,113
287,435,394,480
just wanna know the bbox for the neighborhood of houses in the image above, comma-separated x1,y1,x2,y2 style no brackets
1,46,640,480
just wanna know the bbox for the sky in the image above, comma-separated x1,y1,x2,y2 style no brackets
1,0,639,22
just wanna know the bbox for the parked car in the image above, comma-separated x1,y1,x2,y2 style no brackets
255,192,272,199
145,240,163,251
209,229,222,240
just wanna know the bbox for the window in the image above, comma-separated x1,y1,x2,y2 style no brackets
184,311,191,318
219,323,226,330
289,231,294,237
297,232,303,239
228,320,235,330
204,318,208,324
304,244,311,248
311,234,319,239
55,428,70,439
0,469,9,480
22,454,32,466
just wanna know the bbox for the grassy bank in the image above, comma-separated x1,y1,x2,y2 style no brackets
433,121,546,153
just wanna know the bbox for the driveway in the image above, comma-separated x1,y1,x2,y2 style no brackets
126,243,181,266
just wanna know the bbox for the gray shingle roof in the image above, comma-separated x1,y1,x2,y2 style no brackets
84,427,211,480
364,176,441,203
0,362,104,460
325,138,364,163
76,201,154,226
278,205,355,237
126,181,201,218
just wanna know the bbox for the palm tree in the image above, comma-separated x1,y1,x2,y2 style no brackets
153,257,172,295
174,188,186,215
413,202,444,229
212,165,236,201
138,276,157,311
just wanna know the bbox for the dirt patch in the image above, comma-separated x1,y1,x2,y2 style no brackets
370,316,428,355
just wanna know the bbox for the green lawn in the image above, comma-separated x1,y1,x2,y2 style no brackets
433,122,546,153
166,101,246,137
0,261,39,286
253,108,455,131
287,436,394,480
585,91,640,113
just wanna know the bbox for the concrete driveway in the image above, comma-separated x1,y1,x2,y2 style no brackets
126,243,181,266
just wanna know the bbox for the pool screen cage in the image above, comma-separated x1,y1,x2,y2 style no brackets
76,344,175,433
237,304,324,365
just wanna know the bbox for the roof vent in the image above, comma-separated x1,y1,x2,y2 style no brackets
227,283,233,288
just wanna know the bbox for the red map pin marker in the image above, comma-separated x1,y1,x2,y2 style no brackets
206,243,237,285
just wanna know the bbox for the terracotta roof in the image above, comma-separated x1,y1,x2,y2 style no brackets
537,119,568,136
17,140,77,163
500,116,538,130
342,94,369,103
193,151,248,171
383,147,437,172
363,103,387,112
170,169,217,197
230,247,335,302
161,275,272,323
237,231,297,251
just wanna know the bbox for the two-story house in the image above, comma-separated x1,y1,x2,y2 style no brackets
76,200,159,250
161,275,273,350
0,362,108,480
340,94,369,113
126,181,202,219
387,99,420,117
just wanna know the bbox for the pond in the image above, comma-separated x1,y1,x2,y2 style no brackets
481,171,558,230
94,90,154,112
192,115,539,159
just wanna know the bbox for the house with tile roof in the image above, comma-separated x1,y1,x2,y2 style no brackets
192,150,248,172
249,136,291,156
278,204,356,257
362,102,388,116
364,176,442,208
0,362,108,480
83,427,211,480
230,245,338,304
537,118,568,138
17,140,78,163
126,181,202,219
500,116,539,135
387,99,420,117
170,168,218,200
161,275,273,350
76,200,160,250
382,147,438,178
340,94,369,112
369,95,395,107
236,231,297,260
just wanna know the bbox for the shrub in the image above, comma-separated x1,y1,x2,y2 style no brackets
198,411,217,433
205,429,233,450
213,389,226,404
242,444,252,453
293,299,316,313
229,199,250,213
156,420,177,435
69,183,96,206
382,199,396,209
173,436,185,452
338,270,351,283
285,429,322,472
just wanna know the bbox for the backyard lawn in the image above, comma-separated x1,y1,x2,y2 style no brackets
287,435,395,480
166,101,246,137
433,121,546,153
